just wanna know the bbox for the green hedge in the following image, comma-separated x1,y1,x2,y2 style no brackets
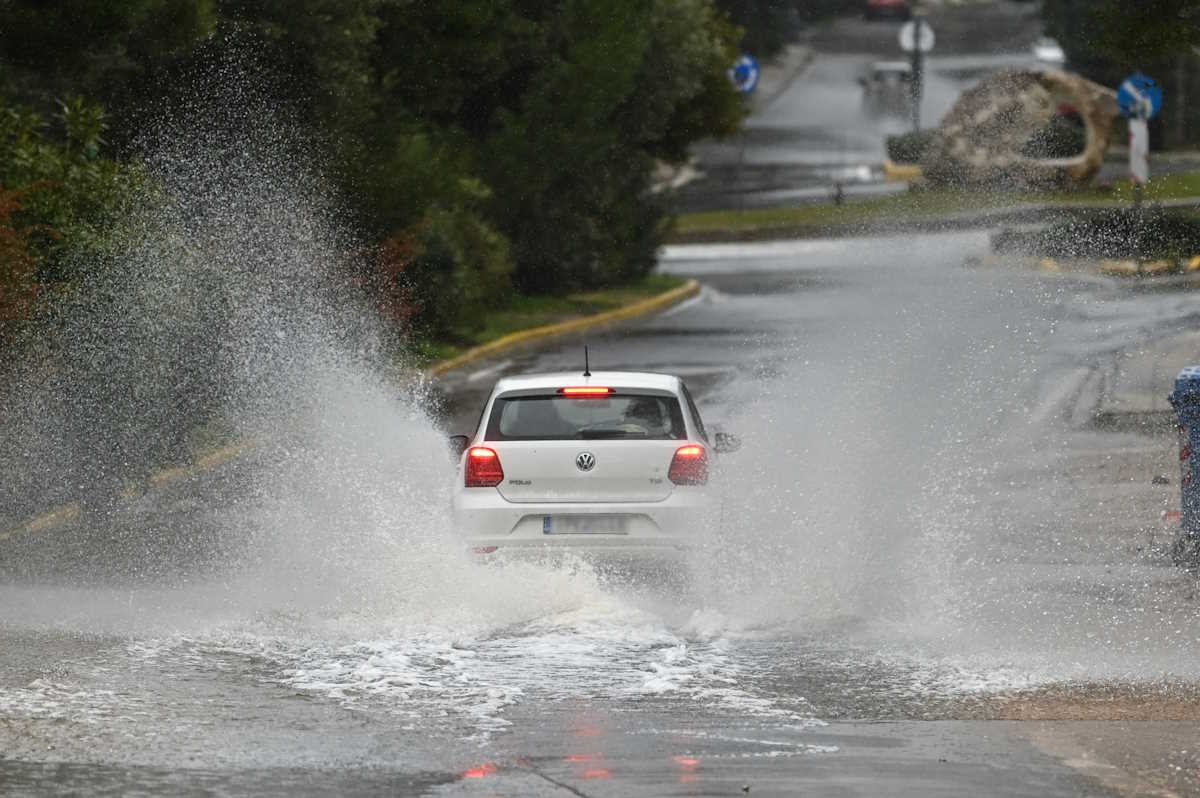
886,130,937,164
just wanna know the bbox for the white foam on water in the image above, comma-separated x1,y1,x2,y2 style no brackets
0,680,124,724
91,583,826,741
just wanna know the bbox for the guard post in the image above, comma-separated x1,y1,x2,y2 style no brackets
1169,366,1200,565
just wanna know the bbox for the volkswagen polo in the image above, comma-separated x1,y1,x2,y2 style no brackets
449,370,739,565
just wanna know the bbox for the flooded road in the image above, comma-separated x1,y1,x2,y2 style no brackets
6,229,1200,795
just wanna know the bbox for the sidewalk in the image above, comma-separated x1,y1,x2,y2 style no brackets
1096,331,1200,426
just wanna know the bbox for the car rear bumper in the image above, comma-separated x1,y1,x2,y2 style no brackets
465,537,690,582
451,489,714,554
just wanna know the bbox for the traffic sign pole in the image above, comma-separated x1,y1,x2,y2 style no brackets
898,17,934,132
1117,73,1162,211
727,54,758,214
910,41,922,131
1130,117,1149,208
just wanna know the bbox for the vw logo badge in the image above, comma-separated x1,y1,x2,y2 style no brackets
575,452,596,472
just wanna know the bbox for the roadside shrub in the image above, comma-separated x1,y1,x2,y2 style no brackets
0,95,137,283
1020,113,1086,159
398,207,514,340
367,232,420,332
991,208,1200,261
886,130,937,164
0,188,37,325
476,0,742,295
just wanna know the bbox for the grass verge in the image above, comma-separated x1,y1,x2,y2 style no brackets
672,171,1200,241
414,273,686,366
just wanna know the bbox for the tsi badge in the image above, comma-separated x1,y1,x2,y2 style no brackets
575,451,596,472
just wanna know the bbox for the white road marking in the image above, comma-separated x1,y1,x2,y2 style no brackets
467,359,514,383
659,288,707,318
1029,367,1093,426
659,239,841,261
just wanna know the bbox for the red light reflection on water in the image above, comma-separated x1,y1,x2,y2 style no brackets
566,752,611,779
462,763,497,778
673,754,701,783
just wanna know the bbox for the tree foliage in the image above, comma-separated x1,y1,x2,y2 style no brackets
0,0,217,124
1043,0,1200,67
0,97,136,282
473,0,743,293
0,0,746,339
711,0,843,60
0,189,37,324
1042,0,1200,149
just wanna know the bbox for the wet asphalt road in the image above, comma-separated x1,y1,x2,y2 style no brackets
8,229,1200,795
6,8,1200,790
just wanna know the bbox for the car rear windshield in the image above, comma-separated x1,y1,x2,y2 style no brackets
485,394,687,441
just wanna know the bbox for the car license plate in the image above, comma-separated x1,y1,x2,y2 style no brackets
543,515,629,535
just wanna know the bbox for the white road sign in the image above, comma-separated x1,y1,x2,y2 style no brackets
899,19,935,53
1129,118,1149,184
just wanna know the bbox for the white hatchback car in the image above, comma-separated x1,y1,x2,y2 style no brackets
449,370,739,564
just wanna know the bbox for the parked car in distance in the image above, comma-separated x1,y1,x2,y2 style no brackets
1033,36,1066,65
865,0,912,20
860,60,913,118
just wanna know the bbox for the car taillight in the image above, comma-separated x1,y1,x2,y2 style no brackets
559,386,613,397
668,444,708,485
465,446,504,487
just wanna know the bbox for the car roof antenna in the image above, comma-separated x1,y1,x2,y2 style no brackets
583,346,591,377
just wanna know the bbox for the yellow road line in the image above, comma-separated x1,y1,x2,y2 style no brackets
1142,259,1176,276
150,440,254,488
1,440,258,543
0,503,81,544
1099,258,1139,276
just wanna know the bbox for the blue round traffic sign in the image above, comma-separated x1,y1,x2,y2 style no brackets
1118,73,1162,120
729,54,759,95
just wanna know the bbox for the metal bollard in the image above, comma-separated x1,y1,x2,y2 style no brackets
1169,366,1200,566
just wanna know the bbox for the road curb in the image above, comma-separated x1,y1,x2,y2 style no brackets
881,159,923,182
427,279,701,378
975,254,1200,277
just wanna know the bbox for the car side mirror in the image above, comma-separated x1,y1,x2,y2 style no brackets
448,434,470,459
713,432,742,454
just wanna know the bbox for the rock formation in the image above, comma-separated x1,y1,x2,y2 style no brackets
922,69,1120,189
